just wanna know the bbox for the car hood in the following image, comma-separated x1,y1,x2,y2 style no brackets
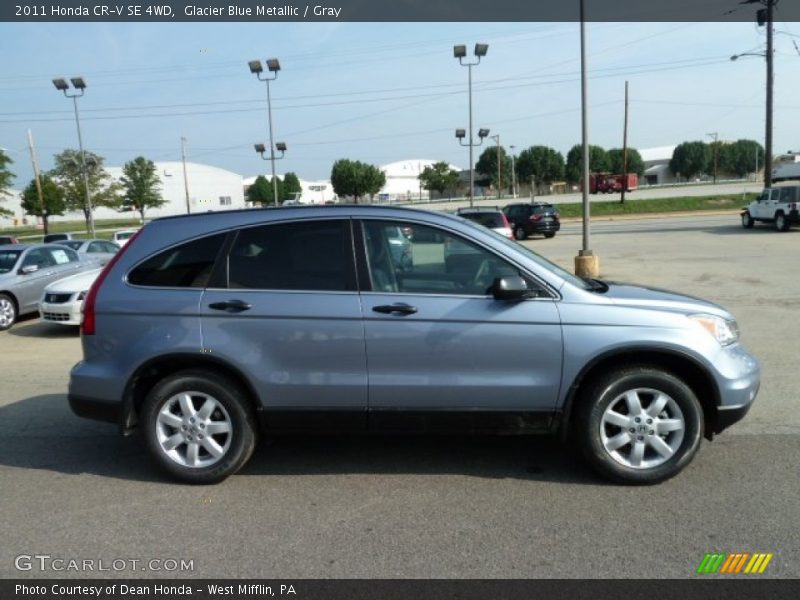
602,281,731,318
45,268,103,293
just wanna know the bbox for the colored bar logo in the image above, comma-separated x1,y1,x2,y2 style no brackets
696,552,773,574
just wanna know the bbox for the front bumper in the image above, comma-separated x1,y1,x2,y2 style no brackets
711,344,760,434
39,299,82,326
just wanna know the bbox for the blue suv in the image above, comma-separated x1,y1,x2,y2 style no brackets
69,206,760,484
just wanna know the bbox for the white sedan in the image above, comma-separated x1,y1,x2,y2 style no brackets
112,229,139,247
39,268,103,326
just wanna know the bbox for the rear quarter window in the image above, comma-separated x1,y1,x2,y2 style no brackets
128,233,227,288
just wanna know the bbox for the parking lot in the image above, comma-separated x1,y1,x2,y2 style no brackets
1,212,798,579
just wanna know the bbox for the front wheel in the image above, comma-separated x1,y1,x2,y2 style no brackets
741,211,754,229
141,370,258,484
0,293,17,331
575,366,703,484
775,212,789,232
514,226,527,241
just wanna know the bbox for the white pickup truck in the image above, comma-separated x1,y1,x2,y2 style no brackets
741,185,800,231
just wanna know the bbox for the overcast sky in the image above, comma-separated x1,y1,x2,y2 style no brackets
1,20,799,187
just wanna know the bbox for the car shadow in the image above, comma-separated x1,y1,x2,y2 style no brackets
7,319,79,338
0,394,605,486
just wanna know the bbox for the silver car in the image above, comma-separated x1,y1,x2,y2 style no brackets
0,244,95,330
57,239,120,266
68,206,760,485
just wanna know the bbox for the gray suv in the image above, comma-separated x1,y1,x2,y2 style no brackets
68,206,760,484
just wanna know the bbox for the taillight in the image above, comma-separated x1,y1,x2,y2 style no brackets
554,212,560,220
82,228,143,336
529,214,543,222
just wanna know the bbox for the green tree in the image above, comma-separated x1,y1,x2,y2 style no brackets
282,172,303,202
475,146,512,192
669,141,710,180
606,148,645,176
0,149,15,217
419,161,459,197
21,175,65,234
120,156,165,222
566,144,609,183
330,159,386,203
51,149,121,232
515,146,565,193
246,175,272,205
719,139,764,178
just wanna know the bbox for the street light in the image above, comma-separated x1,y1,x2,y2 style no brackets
254,142,287,204
52,75,95,236
454,42,489,207
490,134,501,199
249,57,283,205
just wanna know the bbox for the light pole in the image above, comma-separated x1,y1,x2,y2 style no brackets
455,127,490,206
52,76,95,237
490,134,501,199
706,132,719,183
249,58,282,205
510,144,517,199
254,142,287,205
454,43,488,207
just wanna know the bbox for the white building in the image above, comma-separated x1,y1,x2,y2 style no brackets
640,145,677,186
0,190,24,228
243,175,336,205
377,159,461,203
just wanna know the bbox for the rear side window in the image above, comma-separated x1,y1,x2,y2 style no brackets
532,204,554,214
129,233,226,288
462,212,506,228
227,220,355,292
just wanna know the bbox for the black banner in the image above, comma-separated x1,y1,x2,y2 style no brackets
4,0,800,23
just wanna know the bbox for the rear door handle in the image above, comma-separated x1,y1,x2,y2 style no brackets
372,303,418,315
209,299,252,313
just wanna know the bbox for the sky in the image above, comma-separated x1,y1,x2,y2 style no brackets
1,19,799,189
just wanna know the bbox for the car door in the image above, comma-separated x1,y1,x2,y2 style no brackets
357,219,563,433
15,248,59,313
200,218,368,432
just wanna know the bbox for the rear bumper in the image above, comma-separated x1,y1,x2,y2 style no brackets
789,209,800,223
529,221,561,233
68,394,121,424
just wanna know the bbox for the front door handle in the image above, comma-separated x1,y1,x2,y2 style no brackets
372,303,418,315
209,299,252,313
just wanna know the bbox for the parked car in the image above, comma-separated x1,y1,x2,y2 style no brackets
0,244,94,330
112,229,139,247
0,236,20,245
741,185,800,231
39,268,102,326
69,206,759,485
57,239,120,266
455,207,514,239
502,202,561,240
42,233,73,243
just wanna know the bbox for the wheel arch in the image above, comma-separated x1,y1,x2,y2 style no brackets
558,347,720,442
121,353,261,434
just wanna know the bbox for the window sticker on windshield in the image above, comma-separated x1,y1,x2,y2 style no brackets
51,249,70,264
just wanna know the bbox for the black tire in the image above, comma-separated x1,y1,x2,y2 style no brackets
544,232,556,239
141,370,258,484
775,212,789,232
0,292,17,331
741,211,754,229
575,366,703,484
514,226,527,241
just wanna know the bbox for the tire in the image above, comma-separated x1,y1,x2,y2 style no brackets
0,293,17,331
575,366,703,484
741,212,754,229
141,370,258,484
775,212,789,232
514,226,527,241
544,232,556,239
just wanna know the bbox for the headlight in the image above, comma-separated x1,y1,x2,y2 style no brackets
688,314,739,346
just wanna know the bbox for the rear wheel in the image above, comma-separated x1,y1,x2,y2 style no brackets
0,293,17,331
575,366,703,484
741,211,754,229
514,226,527,241
544,232,556,239
775,212,789,232
141,370,258,484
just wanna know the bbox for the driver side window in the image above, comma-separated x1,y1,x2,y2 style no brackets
362,220,532,296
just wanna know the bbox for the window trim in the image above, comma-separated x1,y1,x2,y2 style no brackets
355,218,560,301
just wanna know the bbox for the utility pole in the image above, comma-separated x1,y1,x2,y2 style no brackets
181,136,191,214
496,135,501,199
620,80,629,204
765,0,774,187
510,145,517,199
706,132,719,183
26,129,47,233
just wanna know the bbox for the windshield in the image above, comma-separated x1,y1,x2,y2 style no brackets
117,231,135,240
0,250,22,274
456,217,592,290
60,241,83,250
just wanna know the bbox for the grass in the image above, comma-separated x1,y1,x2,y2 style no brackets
554,193,758,219
0,218,142,241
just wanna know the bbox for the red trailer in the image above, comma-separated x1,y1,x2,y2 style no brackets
588,173,638,194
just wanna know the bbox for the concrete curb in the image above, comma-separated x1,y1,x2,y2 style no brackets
559,209,740,224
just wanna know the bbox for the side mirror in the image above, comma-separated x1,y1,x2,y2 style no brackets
19,265,39,275
492,276,530,301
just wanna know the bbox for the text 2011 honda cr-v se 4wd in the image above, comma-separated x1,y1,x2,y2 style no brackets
68,206,760,484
